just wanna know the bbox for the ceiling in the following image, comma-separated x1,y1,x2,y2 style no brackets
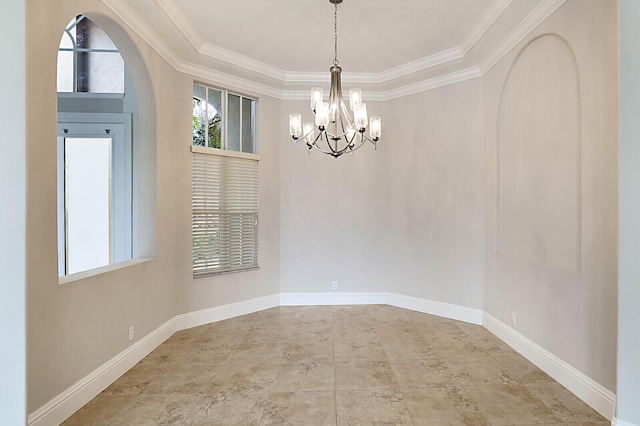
102,0,566,98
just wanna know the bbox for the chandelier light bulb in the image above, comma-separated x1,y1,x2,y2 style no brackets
289,114,302,138
349,88,362,111
315,102,330,128
354,103,368,130
311,87,323,111
370,116,382,140
303,122,315,144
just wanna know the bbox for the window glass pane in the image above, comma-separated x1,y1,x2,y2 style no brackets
78,52,124,93
227,94,241,152
193,84,207,146
242,97,254,153
60,28,74,49
57,50,74,92
207,87,223,149
65,137,112,274
77,17,118,50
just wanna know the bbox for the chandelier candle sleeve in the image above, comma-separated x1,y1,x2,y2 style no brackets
370,116,381,140
289,114,302,138
303,122,315,144
287,0,382,158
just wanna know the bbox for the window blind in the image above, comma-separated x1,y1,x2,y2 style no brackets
192,151,259,277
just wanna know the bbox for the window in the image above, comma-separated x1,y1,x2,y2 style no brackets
192,149,260,277
192,83,255,153
57,15,125,93
56,16,138,277
57,115,133,275
191,82,259,277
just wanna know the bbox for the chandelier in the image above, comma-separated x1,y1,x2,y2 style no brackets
288,0,381,158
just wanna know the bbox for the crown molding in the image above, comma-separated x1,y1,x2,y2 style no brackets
101,0,183,70
153,0,203,52
102,0,566,100
459,0,513,55
180,62,283,99
478,0,567,73
199,42,288,82
281,67,482,102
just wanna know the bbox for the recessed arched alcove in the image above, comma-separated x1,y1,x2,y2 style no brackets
496,34,581,273
55,12,157,272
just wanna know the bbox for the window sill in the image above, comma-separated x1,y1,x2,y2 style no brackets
58,258,154,285
191,145,262,161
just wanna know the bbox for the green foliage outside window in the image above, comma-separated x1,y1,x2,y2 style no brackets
192,97,222,148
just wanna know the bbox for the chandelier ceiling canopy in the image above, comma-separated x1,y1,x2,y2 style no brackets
288,0,381,158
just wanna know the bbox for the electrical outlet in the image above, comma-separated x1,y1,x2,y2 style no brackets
511,313,517,327
332,281,338,290
128,326,135,341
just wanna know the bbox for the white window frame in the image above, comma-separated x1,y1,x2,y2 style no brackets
57,112,133,277
191,146,261,277
192,83,256,154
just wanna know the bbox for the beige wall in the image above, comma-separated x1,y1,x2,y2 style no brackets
24,0,619,419
483,0,618,391
279,80,485,307
25,0,282,412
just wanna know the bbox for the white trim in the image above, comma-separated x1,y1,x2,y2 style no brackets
478,0,566,73
27,293,278,426
190,145,262,161
613,418,639,426
101,0,183,71
102,0,566,99
29,294,613,425
483,312,616,421
459,0,513,55
27,318,176,426
175,294,280,331
279,292,483,325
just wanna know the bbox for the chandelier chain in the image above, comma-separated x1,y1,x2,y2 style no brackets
333,1,339,66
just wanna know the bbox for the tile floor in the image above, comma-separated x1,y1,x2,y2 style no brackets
63,305,609,425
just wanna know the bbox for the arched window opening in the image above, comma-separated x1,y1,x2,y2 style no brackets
56,15,139,277
57,15,124,93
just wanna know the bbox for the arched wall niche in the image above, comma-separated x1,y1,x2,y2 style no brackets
63,12,158,259
496,33,581,273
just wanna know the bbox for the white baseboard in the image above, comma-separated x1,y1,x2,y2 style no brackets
483,312,616,421
28,293,615,426
27,318,176,426
27,293,280,426
613,418,639,426
280,292,483,325
175,293,280,330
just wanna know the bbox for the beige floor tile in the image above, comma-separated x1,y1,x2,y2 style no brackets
402,386,490,426
336,389,413,425
390,358,458,388
444,356,521,385
62,394,134,425
103,363,163,396
281,340,334,363
334,340,388,361
208,360,279,393
142,364,224,396
525,382,609,423
464,383,561,425
335,360,398,390
109,394,197,426
232,342,285,363
288,324,334,342
242,325,292,344
271,362,334,392
189,390,266,425
260,391,336,426
64,305,609,426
